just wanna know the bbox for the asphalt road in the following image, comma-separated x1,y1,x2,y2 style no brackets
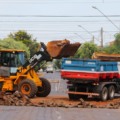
43,71,67,96
0,72,120,120
0,106,120,120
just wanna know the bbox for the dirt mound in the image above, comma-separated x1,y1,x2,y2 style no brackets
0,91,34,106
0,92,120,109
92,52,120,61
31,96,120,109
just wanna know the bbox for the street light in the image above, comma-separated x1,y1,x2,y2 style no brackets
78,25,94,37
78,25,95,43
92,6,120,31
74,33,85,41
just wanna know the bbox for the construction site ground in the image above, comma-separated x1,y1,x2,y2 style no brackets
31,95,120,108
30,71,120,109
0,72,120,120
0,71,120,109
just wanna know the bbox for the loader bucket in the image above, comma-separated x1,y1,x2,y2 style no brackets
46,39,81,59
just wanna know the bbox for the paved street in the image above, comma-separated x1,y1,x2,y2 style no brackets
43,71,67,96
0,106,120,120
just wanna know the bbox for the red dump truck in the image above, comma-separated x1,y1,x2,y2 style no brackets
61,58,120,101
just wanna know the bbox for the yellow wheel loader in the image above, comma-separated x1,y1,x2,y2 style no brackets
0,40,80,97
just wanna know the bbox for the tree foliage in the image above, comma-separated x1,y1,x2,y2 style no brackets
114,33,120,48
102,45,120,54
74,42,98,59
102,33,120,54
9,30,32,46
53,59,61,69
0,38,30,58
8,30,40,57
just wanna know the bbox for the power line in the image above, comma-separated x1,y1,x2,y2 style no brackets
74,33,86,41
0,15,120,17
0,29,118,33
0,0,106,4
0,20,120,23
1,0,120,3
78,25,101,42
0,29,100,32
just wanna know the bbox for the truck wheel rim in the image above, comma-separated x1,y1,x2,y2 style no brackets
21,84,31,95
103,89,107,100
110,87,115,97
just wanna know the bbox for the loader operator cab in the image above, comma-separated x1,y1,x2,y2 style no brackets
0,50,25,76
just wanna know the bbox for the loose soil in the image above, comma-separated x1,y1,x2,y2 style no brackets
1,91,120,109
31,95,120,109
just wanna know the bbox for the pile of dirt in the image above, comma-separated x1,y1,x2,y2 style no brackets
92,52,120,61
37,99,120,109
35,98,91,108
0,91,34,106
31,96,120,109
1,92,120,109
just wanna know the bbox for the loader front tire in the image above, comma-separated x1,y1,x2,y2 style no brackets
18,79,38,98
36,78,51,97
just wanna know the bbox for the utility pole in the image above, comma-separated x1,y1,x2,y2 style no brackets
101,27,103,47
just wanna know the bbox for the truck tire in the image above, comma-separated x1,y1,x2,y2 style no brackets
36,78,51,97
108,85,115,100
18,79,38,98
100,86,108,101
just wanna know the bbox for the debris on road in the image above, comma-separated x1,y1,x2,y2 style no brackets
0,91,34,106
31,96,120,109
0,91,120,109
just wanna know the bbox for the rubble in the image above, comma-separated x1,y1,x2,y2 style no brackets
32,97,120,109
0,91,120,109
0,91,34,106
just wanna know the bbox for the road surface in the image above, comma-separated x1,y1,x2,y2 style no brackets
43,71,67,96
0,106,120,120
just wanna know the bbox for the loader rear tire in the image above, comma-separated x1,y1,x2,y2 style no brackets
18,79,38,98
36,78,51,97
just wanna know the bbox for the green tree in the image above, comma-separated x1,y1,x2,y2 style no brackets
9,30,32,46
102,45,120,54
114,33,120,48
8,30,40,57
102,33,120,54
0,38,30,58
74,42,98,59
53,59,62,69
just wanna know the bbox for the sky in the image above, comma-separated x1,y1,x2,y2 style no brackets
0,0,120,46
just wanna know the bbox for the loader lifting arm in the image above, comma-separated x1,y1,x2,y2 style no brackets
23,40,81,73
23,42,52,73
23,42,50,67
